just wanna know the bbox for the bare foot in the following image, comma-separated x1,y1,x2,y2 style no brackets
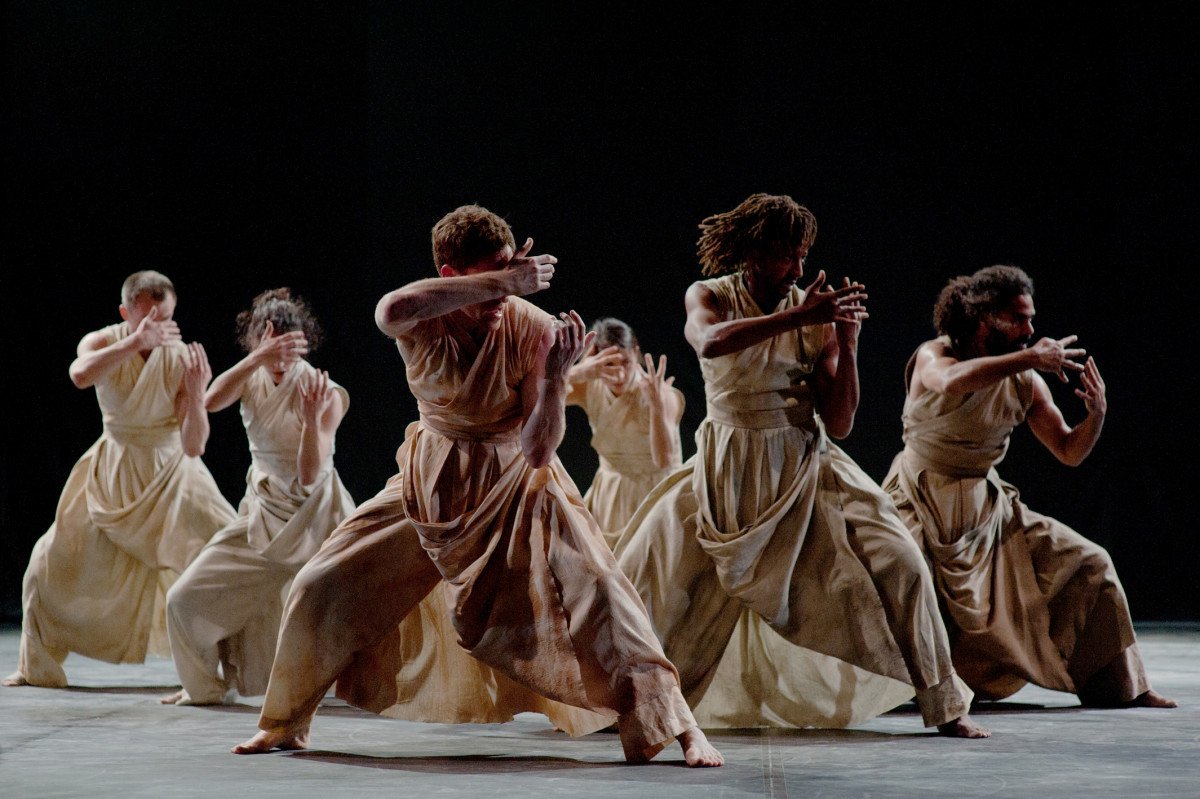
231,728,310,754
677,726,724,767
2,672,29,687
160,690,185,705
1133,690,1178,708
937,714,991,738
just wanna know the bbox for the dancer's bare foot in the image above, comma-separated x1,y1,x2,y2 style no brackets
677,726,724,767
231,728,310,754
1133,689,1178,708
160,690,185,705
937,714,991,738
2,672,29,687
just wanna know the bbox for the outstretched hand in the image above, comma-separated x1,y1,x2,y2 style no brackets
252,321,309,370
638,352,675,403
1029,335,1086,382
506,237,558,296
545,310,595,381
826,276,869,346
133,306,182,350
571,344,625,384
181,342,212,400
1074,356,1106,416
794,270,867,326
298,369,335,425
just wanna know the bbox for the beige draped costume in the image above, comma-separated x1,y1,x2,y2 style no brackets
254,298,696,761
614,274,970,729
165,361,355,703
15,323,235,687
570,375,684,547
882,341,1148,703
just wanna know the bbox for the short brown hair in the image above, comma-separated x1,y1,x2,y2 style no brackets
120,271,175,306
431,204,516,270
697,193,818,276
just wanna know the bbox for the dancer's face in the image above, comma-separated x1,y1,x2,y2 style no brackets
747,244,809,304
601,347,639,394
443,245,515,331
982,294,1036,355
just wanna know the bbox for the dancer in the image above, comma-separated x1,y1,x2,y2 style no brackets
566,319,684,547
5,271,235,688
161,288,354,705
615,193,988,736
233,205,723,766
881,265,1175,708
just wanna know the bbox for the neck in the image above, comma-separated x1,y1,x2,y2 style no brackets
742,271,785,312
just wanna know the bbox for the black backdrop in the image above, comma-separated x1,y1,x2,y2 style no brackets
4,4,1197,621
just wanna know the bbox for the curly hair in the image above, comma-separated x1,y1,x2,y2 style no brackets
235,287,324,354
120,270,175,306
933,265,1034,354
431,204,516,270
696,193,818,276
589,317,639,352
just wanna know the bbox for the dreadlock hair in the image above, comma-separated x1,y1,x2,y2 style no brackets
589,317,639,352
235,287,324,354
933,265,1034,356
696,193,818,276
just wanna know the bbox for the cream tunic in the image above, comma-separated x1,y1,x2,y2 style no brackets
16,323,235,686
165,361,355,702
572,375,684,546
256,299,696,761
615,275,970,728
882,341,1147,701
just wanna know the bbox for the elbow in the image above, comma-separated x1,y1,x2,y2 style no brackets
374,295,413,336
823,415,856,440
1055,450,1086,468
69,366,91,389
298,467,320,487
183,443,205,458
522,442,553,470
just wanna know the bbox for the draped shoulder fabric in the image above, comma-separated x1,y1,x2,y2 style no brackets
615,274,967,728
883,341,1147,701
16,323,235,686
576,375,684,546
166,360,356,701
259,299,696,762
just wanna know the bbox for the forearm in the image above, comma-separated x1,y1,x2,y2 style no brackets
205,355,260,411
695,311,801,359
178,398,210,457
1059,411,1106,466
521,378,568,469
819,346,860,439
646,402,678,469
376,273,512,335
69,338,139,388
296,423,333,486
933,350,1034,395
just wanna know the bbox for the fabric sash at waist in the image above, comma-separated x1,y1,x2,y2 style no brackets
901,442,994,478
597,453,668,476
250,449,332,480
706,401,814,430
102,422,180,447
419,417,520,444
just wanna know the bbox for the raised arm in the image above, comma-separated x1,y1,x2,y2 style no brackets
565,344,624,406
69,306,180,388
175,343,213,457
296,369,348,486
811,278,870,439
913,335,1086,398
639,352,683,469
520,311,595,469
205,321,310,411
683,271,865,359
374,238,556,339
1026,356,1107,466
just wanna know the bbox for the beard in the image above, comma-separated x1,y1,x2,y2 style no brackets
983,324,1031,356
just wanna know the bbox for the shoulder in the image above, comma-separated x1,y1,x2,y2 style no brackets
505,297,555,340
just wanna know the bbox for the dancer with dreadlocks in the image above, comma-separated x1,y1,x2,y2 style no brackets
161,288,355,706
881,265,1175,709
566,319,684,547
614,193,989,736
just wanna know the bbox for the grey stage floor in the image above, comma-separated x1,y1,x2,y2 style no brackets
1,624,1197,798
